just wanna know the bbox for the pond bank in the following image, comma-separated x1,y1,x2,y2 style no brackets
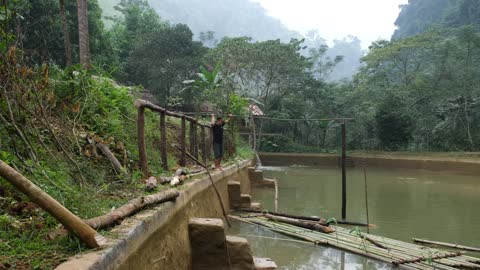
259,152,480,175
56,160,252,270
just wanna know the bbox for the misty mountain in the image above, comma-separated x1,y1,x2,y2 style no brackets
98,0,363,80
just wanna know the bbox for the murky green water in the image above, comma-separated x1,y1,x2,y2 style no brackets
228,165,480,269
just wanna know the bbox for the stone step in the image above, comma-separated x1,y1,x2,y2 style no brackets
254,257,278,270
248,167,276,187
250,202,262,210
189,218,229,270
226,235,255,270
228,181,241,208
240,194,252,208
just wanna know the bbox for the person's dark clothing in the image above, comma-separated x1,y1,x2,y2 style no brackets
213,142,223,159
212,122,225,143
212,122,225,158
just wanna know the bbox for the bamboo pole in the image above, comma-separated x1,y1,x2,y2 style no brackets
362,158,370,234
237,215,474,270
0,160,106,248
274,179,279,212
160,112,168,171
413,238,480,252
341,122,346,220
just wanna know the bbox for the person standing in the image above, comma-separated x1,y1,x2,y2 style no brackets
211,113,233,170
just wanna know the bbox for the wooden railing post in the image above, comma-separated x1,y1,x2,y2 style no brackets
200,125,207,164
193,123,198,160
160,112,168,171
189,120,195,157
180,116,186,166
208,126,213,160
136,103,148,178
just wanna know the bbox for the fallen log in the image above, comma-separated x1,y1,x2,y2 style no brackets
392,252,462,266
84,189,180,229
359,233,389,249
238,208,322,222
238,209,370,226
413,238,480,252
265,214,334,234
96,142,126,175
0,160,106,248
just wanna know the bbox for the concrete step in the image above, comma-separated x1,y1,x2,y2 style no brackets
189,218,229,270
228,181,241,208
254,257,278,270
226,235,255,270
240,194,252,208
250,202,262,210
248,167,276,187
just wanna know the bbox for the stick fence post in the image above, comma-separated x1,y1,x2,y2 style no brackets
200,125,207,164
193,122,198,160
136,104,148,178
189,120,195,157
160,112,168,171
180,116,186,166
341,121,347,220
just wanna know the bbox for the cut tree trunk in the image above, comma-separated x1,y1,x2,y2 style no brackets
0,160,105,248
96,142,125,175
264,214,334,234
84,189,180,229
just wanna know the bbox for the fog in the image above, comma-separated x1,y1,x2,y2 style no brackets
100,0,408,80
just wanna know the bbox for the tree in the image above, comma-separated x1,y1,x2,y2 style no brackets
59,0,72,66
125,23,206,104
77,0,90,68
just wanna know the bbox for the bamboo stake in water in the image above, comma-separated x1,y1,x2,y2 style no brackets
274,179,279,212
363,158,370,234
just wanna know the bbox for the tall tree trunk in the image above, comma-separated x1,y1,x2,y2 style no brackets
59,0,72,66
77,0,90,69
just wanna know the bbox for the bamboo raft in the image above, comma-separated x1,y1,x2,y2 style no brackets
230,214,480,270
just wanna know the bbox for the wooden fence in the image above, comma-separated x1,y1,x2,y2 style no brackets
135,99,234,178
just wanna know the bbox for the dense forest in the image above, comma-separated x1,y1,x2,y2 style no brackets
3,0,480,153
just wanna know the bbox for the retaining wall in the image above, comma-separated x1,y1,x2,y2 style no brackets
56,160,251,270
259,152,480,175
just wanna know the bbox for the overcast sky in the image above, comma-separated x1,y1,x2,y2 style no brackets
251,0,409,48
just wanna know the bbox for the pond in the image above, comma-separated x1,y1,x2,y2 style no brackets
228,165,480,269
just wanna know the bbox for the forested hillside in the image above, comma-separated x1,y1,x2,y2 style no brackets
393,0,480,39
